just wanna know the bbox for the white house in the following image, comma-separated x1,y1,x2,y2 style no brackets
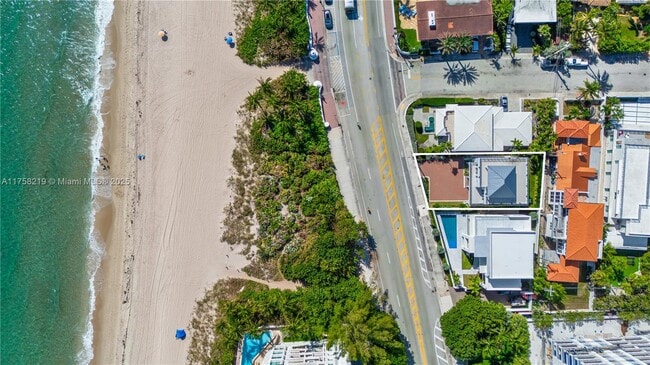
602,98,650,251
434,105,532,152
457,214,536,291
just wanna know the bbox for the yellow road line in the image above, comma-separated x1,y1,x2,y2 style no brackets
370,116,429,365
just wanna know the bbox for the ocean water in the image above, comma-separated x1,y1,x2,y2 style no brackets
1,1,113,364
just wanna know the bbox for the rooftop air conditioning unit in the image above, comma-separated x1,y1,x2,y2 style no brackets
428,11,436,27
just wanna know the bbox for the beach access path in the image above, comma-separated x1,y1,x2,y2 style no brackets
93,1,288,364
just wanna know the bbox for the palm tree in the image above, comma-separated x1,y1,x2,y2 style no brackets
509,44,519,59
511,138,524,152
456,34,473,54
577,79,602,102
440,34,455,56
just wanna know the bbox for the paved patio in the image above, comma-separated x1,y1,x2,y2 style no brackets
419,157,468,202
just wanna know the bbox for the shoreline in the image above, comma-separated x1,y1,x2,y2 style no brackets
91,1,139,363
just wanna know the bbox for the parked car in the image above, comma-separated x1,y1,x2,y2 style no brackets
325,0,333,4
324,10,333,30
472,37,479,53
500,96,508,112
566,57,589,68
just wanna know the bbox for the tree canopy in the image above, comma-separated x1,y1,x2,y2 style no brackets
528,98,558,153
440,296,531,364
206,71,408,365
594,251,650,321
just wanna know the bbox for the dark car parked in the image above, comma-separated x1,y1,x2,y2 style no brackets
324,10,333,30
500,96,508,112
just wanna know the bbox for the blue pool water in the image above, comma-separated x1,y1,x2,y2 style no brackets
440,215,458,249
241,331,272,365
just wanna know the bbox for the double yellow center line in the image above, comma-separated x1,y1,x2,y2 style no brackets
370,117,428,365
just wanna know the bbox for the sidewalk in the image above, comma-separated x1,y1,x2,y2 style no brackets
306,0,339,128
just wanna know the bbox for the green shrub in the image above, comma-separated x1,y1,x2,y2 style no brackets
414,121,424,134
235,0,310,65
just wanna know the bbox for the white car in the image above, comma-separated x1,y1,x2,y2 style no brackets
566,57,589,68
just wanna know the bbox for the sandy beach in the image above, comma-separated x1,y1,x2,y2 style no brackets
92,1,289,364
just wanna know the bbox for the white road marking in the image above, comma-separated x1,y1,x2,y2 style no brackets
353,20,358,48
367,167,372,180
396,295,401,307
376,211,381,221
386,251,391,264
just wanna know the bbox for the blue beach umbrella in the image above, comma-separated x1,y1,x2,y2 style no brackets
226,36,233,45
175,329,187,340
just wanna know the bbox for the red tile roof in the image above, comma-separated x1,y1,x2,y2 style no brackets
555,144,597,192
566,202,604,262
555,120,601,147
415,0,493,41
563,188,579,209
547,257,581,283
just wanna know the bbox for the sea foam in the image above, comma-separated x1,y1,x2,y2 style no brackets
76,0,114,364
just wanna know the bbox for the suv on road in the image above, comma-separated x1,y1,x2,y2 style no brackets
324,10,333,30
500,96,508,112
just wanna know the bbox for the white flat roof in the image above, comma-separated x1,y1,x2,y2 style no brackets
627,207,650,237
620,145,650,225
620,98,650,132
488,231,535,279
514,0,557,24
469,214,532,236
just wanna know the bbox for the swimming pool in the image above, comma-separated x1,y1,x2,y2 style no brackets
440,215,458,249
241,331,272,365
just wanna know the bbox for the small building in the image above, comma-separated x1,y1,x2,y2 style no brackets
259,341,349,365
550,335,650,365
457,214,536,291
415,0,493,42
512,0,557,49
467,156,529,206
603,131,650,251
434,105,532,152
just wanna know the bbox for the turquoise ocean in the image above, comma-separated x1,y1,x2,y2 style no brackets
1,1,113,363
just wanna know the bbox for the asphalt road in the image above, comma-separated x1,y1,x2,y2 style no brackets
405,52,650,99
332,2,442,364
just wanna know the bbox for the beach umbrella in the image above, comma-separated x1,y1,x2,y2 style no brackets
158,30,166,37
225,36,233,45
175,329,187,340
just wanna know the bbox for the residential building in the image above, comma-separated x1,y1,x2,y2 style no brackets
433,105,532,152
603,131,650,251
555,120,601,148
547,202,604,283
415,0,493,42
512,0,557,49
260,341,349,365
457,214,536,291
555,144,597,193
551,335,650,365
514,0,557,24
467,156,529,206
618,97,650,132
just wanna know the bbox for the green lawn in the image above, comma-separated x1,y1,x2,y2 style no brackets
430,201,469,208
623,256,640,277
529,169,540,208
462,253,473,270
402,29,421,52
562,282,590,310
411,97,474,109
618,15,638,41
